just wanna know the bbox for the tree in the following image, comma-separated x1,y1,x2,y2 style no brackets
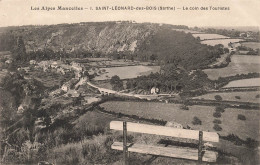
192,116,202,125
150,54,157,61
110,75,123,91
224,48,229,54
237,114,246,120
13,36,26,61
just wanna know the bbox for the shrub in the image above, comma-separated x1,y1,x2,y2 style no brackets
256,94,260,98
213,119,222,124
192,116,202,125
213,124,222,131
237,114,246,120
215,106,225,113
180,104,189,110
235,96,241,99
245,138,259,148
222,134,243,146
214,95,223,101
213,112,221,118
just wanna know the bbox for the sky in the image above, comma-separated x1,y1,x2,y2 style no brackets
0,0,260,27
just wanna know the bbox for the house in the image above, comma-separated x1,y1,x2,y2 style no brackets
61,82,70,92
71,62,83,72
75,71,82,79
21,140,42,152
57,67,65,75
17,105,25,114
38,61,51,71
61,78,79,92
51,61,62,68
151,87,159,94
29,60,37,65
21,67,31,73
66,89,80,97
239,32,247,38
5,59,12,64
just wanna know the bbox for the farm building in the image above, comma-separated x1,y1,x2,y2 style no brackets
151,87,159,94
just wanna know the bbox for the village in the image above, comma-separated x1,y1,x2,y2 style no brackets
0,22,259,164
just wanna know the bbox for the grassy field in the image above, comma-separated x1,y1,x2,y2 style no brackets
192,33,229,40
173,29,203,34
201,39,244,47
204,55,260,80
100,101,260,140
241,42,260,50
94,65,160,80
223,78,260,88
193,91,260,103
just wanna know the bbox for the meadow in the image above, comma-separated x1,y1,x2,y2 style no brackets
241,42,260,50
201,39,244,47
94,65,160,80
100,101,260,140
193,91,260,103
204,55,260,80
192,33,229,40
172,29,203,34
223,78,260,88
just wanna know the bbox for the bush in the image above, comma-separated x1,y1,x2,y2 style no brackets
180,104,189,110
192,116,202,125
213,124,222,131
213,119,222,124
245,138,258,148
235,96,241,99
213,112,221,118
215,106,225,113
256,94,260,98
237,114,246,120
214,95,223,101
222,134,243,146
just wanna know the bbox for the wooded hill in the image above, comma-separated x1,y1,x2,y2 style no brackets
0,22,223,70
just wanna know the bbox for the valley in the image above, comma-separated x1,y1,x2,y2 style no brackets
0,22,259,164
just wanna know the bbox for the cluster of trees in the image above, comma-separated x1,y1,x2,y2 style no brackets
126,66,213,93
0,31,16,51
110,75,123,91
1,24,225,70
202,28,241,38
237,45,259,55
201,28,260,41
136,28,224,70
215,72,260,88
0,72,45,142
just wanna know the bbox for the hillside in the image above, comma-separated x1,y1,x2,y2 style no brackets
0,22,160,53
0,22,222,70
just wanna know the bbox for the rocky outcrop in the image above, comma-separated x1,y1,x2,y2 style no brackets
10,22,160,54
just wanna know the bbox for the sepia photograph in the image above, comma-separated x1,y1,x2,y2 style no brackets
0,0,260,164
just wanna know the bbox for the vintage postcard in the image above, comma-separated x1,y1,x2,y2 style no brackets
0,0,260,164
